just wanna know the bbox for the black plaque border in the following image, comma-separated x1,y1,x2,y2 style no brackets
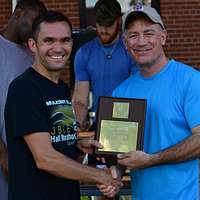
94,96,146,157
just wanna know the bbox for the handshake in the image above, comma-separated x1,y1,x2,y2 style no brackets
96,165,123,198
77,132,123,198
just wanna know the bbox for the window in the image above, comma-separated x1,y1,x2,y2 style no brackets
12,0,19,12
80,0,160,28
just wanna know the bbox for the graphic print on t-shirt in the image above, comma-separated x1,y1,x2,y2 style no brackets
46,99,77,145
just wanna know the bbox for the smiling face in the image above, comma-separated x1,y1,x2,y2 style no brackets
29,21,73,77
124,17,167,69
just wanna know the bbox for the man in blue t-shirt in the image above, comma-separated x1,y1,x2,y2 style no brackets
72,0,137,130
110,4,200,200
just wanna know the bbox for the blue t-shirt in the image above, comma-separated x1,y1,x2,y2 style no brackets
74,36,137,112
113,60,200,200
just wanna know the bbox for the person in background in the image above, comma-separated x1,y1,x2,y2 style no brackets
70,26,96,91
0,1,47,200
110,4,200,200
72,0,137,131
4,10,121,200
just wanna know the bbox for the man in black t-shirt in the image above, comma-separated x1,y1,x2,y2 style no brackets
4,11,121,200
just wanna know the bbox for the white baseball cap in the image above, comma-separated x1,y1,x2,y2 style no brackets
122,4,165,31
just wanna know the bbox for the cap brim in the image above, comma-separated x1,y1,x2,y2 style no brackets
122,8,165,31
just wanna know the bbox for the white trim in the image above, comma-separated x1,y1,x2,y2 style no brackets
12,0,18,13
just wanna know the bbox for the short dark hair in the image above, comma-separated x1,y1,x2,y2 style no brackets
94,0,121,26
31,10,72,41
15,0,46,13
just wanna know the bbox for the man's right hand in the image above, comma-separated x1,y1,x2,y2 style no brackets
97,166,122,198
0,138,8,179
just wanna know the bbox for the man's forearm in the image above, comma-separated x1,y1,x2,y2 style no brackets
72,101,89,130
150,132,200,166
118,131,200,170
36,148,113,185
72,81,90,130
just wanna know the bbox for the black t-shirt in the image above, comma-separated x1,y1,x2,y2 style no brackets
5,68,80,200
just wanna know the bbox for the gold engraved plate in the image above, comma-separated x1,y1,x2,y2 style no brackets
99,120,139,153
112,102,129,119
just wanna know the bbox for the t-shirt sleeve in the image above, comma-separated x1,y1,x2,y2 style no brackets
184,72,200,129
74,47,90,81
5,80,50,138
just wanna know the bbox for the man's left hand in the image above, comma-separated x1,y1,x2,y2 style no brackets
117,150,152,169
77,131,102,154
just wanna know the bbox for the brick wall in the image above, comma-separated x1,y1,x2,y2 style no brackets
161,0,200,69
0,0,80,30
0,0,79,84
1,0,200,84
0,0,12,29
42,0,80,28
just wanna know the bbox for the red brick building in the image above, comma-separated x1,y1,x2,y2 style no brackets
1,0,200,84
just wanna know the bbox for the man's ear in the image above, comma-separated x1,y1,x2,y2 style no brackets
123,34,128,50
13,8,24,20
161,30,167,46
28,38,37,53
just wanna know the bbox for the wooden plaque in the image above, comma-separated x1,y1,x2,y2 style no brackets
94,96,146,163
